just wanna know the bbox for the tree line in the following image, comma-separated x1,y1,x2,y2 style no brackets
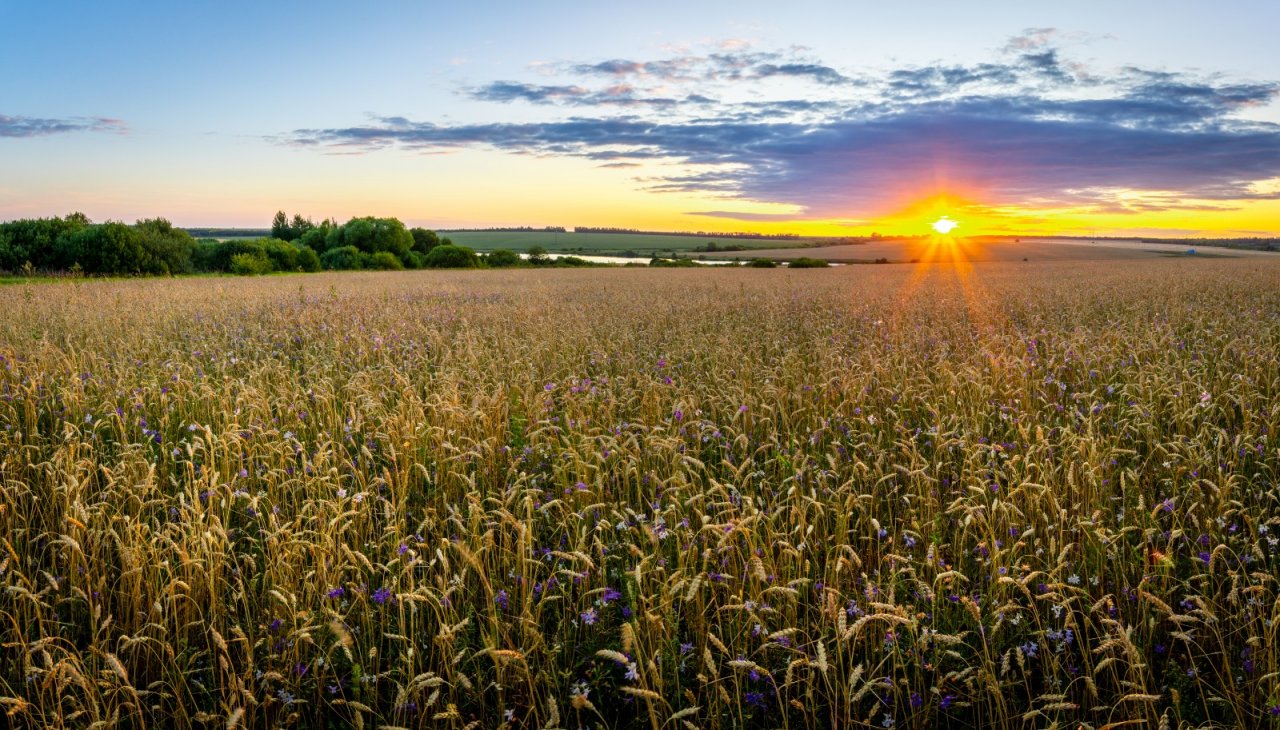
0,211,514,275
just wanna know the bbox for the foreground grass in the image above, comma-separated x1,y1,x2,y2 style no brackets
1,261,1279,728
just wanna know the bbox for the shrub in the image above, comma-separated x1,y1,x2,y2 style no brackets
748,258,777,268
485,249,522,267
260,238,301,271
526,246,551,266
229,252,273,275
789,257,829,268
194,238,268,272
368,251,405,270
296,246,322,273
423,244,479,269
320,245,367,270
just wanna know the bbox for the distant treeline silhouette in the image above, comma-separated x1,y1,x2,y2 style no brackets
439,226,568,233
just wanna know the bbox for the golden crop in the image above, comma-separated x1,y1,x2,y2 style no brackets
1,260,1278,728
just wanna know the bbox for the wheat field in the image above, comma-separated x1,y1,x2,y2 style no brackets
2,260,1279,728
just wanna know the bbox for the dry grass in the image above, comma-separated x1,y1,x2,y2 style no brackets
1,260,1279,728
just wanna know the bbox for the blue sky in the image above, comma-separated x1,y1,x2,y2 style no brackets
3,1,1279,234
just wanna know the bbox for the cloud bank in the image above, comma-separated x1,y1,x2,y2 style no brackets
282,32,1280,219
0,114,126,138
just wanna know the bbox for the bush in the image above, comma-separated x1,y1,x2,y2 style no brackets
789,257,829,268
748,258,777,268
194,238,267,272
485,249,522,267
368,251,405,270
296,246,322,272
526,246,551,266
649,257,699,267
423,244,479,269
54,223,148,274
134,218,196,274
260,238,300,271
556,255,590,267
320,245,367,270
229,252,273,275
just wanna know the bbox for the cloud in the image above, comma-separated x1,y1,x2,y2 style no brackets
283,35,1280,219
468,81,714,108
755,63,854,86
0,114,126,138
687,210,810,221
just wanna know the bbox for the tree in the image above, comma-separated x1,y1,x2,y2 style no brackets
327,217,413,265
291,214,313,239
271,211,314,242
271,211,291,241
410,227,440,255
298,221,332,253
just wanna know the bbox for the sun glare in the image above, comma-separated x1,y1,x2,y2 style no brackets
932,216,959,235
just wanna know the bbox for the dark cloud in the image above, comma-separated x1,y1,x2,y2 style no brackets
755,63,854,86
470,81,592,104
0,114,126,138
687,210,811,221
284,36,1280,218
468,81,715,108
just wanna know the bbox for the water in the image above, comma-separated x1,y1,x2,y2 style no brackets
519,252,741,265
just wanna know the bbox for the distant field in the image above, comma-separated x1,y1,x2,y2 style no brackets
442,230,814,253
738,236,1277,263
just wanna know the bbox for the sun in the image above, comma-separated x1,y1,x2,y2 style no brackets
932,216,959,235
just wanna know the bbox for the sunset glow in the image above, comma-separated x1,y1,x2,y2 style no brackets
932,216,959,235
2,3,1279,238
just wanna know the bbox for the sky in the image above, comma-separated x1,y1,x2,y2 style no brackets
3,0,1280,237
